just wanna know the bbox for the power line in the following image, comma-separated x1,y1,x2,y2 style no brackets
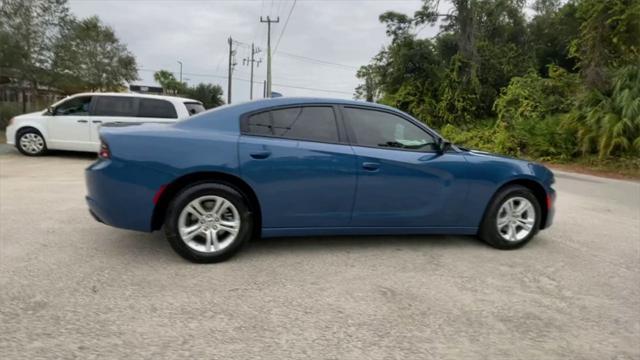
138,68,352,95
273,0,297,55
276,51,359,70
252,0,267,46
271,82,352,95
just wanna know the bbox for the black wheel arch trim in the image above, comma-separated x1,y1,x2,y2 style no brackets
480,178,550,231
151,171,262,235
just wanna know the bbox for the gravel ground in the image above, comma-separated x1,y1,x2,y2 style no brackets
1,146,639,360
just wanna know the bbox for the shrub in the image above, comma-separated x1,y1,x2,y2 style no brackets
492,65,579,158
566,66,640,157
439,120,500,153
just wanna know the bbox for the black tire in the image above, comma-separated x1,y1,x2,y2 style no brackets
164,183,253,263
478,185,541,250
16,128,47,156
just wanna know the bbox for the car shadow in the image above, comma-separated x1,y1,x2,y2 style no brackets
245,234,481,255
110,231,485,264
0,144,97,160
45,150,97,160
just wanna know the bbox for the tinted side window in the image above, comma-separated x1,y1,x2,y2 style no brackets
246,111,272,135
94,96,138,117
54,96,92,116
245,106,339,143
138,98,177,118
344,107,437,151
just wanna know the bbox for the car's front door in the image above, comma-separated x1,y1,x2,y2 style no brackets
47,96,93,151
342,106,468,228
238,105,357,228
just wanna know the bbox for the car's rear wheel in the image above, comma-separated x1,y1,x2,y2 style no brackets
164,183,253,263
479,185,541,249
16,129,47,156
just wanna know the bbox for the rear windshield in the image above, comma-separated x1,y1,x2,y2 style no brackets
184,102,205,116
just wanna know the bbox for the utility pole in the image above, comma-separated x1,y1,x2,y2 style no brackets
227,37,237,104
260,16,279,97
243,43,262,100
177,61,183,83
365,73,373,102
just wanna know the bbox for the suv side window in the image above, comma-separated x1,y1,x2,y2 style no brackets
138,98,178,118
184,102,205,116
244,106,339,143
94,96,138,117
54,96,92,116
343,107,438,151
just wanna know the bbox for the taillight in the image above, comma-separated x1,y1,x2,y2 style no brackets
98,140,111,159
8,117,15,126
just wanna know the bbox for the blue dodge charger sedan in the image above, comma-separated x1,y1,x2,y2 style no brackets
85,97,555,263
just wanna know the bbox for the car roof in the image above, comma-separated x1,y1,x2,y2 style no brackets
208,97,405,116
66,92,201,104
176,96,420,133
238,97,397,111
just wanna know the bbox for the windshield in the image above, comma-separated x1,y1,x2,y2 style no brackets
184,102,205,116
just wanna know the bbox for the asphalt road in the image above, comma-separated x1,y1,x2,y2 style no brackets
1,146,639,360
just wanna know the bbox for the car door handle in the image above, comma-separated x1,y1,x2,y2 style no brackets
92,120,102,124
77,120,88,123
249,151,271,159
362,162,380,171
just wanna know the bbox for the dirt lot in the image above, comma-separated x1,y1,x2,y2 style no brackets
1,146,639,359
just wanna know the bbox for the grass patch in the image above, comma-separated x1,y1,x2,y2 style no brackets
545,156,640,180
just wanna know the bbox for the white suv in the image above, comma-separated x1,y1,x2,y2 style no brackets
5,92,205,155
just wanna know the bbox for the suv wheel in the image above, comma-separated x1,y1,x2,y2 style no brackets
164,183,253,263
17,129,47,156
479,185,541,249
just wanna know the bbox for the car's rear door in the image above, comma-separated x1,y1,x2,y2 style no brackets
238,105,357,228
90,96,139,145
136,98,180,124
342,106,468,228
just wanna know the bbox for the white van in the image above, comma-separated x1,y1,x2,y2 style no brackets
5,92,205,155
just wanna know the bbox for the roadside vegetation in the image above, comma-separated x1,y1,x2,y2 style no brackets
355,0,640,176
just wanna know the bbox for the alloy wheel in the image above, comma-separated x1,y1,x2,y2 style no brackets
19,133,45,154
178,195,241,253
496,196,536,242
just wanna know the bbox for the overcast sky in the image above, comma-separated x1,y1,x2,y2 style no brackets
68,0,439,102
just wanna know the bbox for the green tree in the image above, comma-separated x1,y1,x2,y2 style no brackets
528,0,580,76
565,0,640,157
153,70,185,94
415,0,483,123
51,16,138,92
0,0,72,91
183,83,225,109
152,71,225,109
570,0,640,90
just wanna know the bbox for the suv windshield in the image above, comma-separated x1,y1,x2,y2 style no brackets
184,102,205,116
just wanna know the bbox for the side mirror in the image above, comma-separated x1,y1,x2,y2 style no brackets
47,106,55,115
438,138,452,153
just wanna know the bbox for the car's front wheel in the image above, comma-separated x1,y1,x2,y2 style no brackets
479,185,541,249
164,183,253,263
16,129,47,156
